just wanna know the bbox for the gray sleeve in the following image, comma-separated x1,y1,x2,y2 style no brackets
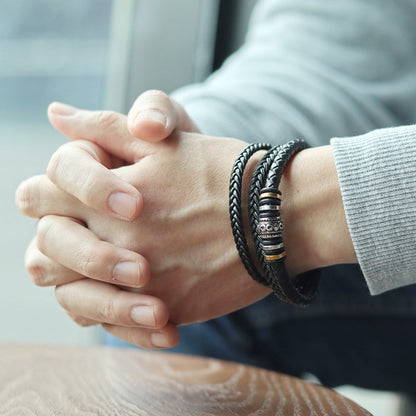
171,0,416,294
173,0,416,146
331,126,416,295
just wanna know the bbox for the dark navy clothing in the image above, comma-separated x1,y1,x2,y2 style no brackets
105,264,416,394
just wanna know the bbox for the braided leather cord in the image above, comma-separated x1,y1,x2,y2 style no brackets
249,146,281,272
264,140,307,189
262,140,321,306
248,146,285,298
229,143,272,285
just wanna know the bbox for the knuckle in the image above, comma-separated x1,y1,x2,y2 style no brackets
95,110,120,132
112,234,136,252
78,249,98,277
100,245,116,265
141,89,167,100
97,298,117,323
25,255,49,286
55,285,71,311
71,315,96,328
78,170,101,207
47,145,68,183
125,327,149,348
78,243,112,278
36,217,55,254
15,177,41,217
27,264,47,286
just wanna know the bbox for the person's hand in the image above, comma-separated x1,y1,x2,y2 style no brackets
16,90,201,349
16,98,272,348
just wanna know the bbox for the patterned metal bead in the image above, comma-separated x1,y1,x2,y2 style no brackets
257,217,283,240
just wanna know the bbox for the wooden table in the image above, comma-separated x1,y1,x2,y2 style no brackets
0,345,373,415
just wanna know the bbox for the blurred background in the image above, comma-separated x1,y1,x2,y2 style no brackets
0,0,405,414
0,0,254,346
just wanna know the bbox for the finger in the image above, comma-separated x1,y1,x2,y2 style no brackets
16,175,86,220
66,311,100,328
47,140,142,221
102,323,180,349
37,215,150,288
48,102,154,163
25,237,84,287
55,279,170,329
127,90,200,142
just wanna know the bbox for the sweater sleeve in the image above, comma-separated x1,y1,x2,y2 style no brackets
172,0,416,146
331,126,416,295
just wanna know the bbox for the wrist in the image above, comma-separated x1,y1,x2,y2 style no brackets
279,145,357,276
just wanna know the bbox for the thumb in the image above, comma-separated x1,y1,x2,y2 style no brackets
48,102,154,164
127,90,200,142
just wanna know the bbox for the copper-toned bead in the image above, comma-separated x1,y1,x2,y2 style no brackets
264,252,287,262
259,192,282,201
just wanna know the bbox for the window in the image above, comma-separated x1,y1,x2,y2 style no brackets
0,0,112,122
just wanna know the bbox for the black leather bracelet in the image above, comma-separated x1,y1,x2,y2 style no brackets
229,143,272,285
256,140,321,306
230,140,321,306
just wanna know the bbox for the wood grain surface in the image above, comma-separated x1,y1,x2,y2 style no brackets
0,345,373,416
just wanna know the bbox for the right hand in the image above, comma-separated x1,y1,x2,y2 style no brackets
17,91,201,349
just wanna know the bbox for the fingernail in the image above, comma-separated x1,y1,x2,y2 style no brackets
50,102,77,116
131,306,155,327
135,110,167,127
151,332,171,348
113,261,141,286
108,192,137,220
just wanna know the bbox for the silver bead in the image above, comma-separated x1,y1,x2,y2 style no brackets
257,217,283,239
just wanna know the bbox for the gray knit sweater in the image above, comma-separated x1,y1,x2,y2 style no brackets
173,0,416,295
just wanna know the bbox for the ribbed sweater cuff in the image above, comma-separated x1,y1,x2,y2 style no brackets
331,125,416,295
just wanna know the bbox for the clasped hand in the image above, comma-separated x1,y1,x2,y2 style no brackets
16,91,271,349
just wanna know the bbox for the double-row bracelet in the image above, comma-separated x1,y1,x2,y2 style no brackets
229,139,321,307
